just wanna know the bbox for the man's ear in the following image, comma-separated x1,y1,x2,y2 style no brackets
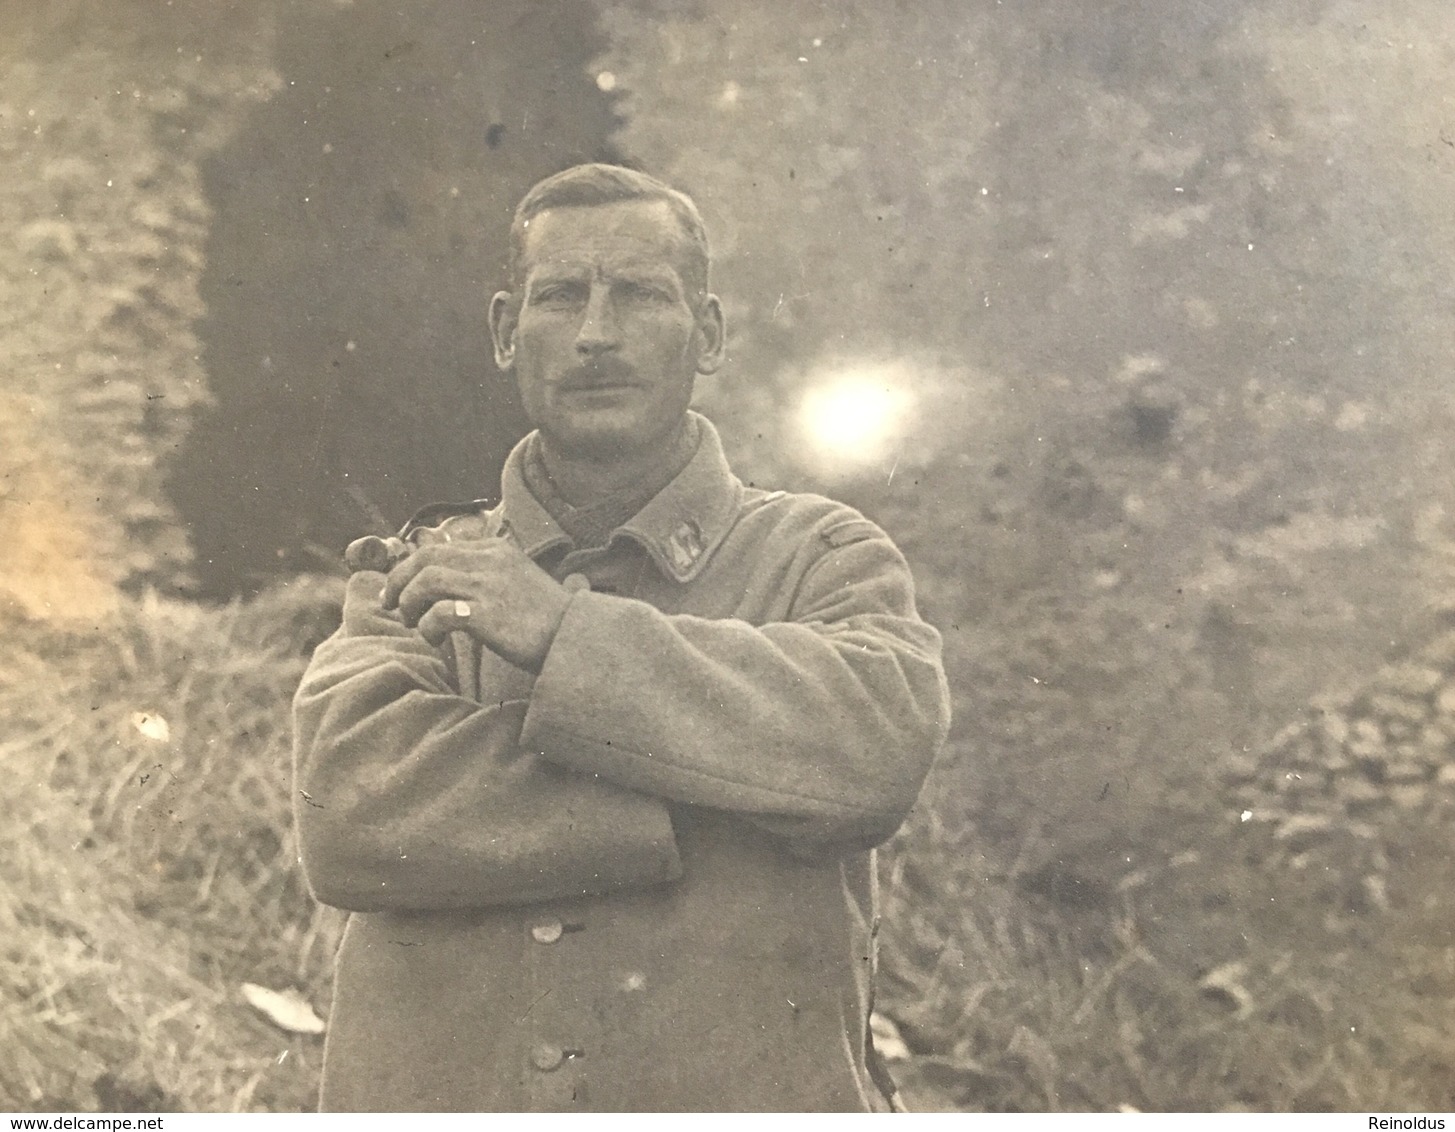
694,293,726,376
488,290,518,369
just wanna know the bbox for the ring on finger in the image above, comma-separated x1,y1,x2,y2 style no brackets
453,600,471,619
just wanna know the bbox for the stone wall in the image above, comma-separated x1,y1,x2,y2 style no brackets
1,2,621,609
0,8,274,618
1225,626,1455,911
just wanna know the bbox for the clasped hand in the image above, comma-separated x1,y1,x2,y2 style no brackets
346,540,574,673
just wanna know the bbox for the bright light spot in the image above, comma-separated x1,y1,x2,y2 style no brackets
596,71,617,92
798,368,914,472
132,712,170,742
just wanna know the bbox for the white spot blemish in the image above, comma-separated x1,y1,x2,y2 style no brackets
131,713,170,742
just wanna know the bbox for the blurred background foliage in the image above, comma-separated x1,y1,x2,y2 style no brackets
3,0,1455,1112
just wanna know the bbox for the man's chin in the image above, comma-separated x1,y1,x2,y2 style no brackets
541,418,650,462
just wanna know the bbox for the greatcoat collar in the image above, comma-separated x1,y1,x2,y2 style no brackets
497,411,744,583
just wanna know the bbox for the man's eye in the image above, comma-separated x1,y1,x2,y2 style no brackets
531,284,584,306
619,281,670,303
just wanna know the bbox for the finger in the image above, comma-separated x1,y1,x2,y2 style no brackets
380,541,503,609
417,598,474,647
380,549,428,610
341,569,406,635
395,564,481,627
344,569,388,604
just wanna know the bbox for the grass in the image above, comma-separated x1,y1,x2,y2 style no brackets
877,775,1455,1112
2,579,1452,1112
0,580,343,1112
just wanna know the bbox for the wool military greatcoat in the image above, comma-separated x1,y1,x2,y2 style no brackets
292,414,951,1111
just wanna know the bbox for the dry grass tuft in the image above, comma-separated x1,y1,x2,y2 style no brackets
876,774,1455,1112
0,577,344,1112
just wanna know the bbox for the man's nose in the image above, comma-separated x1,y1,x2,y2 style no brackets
575,284,619,355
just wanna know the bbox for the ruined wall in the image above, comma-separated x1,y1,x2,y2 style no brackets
0,5,274,619
1,1,621,608
1227,612,1455,912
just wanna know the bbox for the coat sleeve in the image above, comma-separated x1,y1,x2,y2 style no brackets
291,573,682,913
519,525,951,850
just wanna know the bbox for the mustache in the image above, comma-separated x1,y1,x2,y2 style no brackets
557,361,638,390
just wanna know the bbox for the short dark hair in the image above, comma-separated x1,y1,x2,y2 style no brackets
508,164,710,302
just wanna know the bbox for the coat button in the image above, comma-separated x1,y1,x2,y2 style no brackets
562,573,591,593
531,1043,565,1072
531,920,564,944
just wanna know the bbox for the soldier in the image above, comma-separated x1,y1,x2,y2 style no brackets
292,163,950,1111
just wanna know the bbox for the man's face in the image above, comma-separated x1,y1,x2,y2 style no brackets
490,199,724,460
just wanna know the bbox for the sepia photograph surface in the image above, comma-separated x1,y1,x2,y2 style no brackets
2,0,1454,1113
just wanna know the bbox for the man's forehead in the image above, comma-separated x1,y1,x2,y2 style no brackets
519,200,690,276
